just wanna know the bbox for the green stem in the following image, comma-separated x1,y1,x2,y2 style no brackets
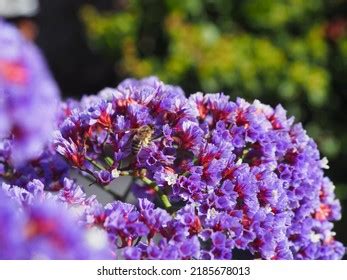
81,160,171,208
142,176,153,185
141,177,172,210
104,156,114,167
85,156,106,170
120,170,131,176
157,188,173,210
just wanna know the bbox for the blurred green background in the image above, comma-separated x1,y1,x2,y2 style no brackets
37,0,347,245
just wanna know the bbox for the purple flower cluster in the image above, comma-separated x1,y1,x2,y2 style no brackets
80,197,201,259
0,16,343,260
0,19,60,166
186,94,344,259
0,20,68,189
1,144,69,191
0,49,343,260
53,77,344,259
4,176,201,260
0,179,111,259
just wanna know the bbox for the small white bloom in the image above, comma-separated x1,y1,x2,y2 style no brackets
272,190,279,201
331,231,336,237
207,208,218,219
111,168,120,179
320,157,330,169
164,172,178,185
310,231,321,243
264,204,273,214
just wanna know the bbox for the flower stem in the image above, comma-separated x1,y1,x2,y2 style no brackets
104,156,114,167
81,170,122,201
120,170,131,176
156,187,173,210
141,177,172,210
85,156,105,170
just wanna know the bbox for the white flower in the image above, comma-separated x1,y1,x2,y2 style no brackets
111,168,120,179
320,157,330,169
163,172,178,185
309,231,321,243
207,208,218,219
272,190,279,201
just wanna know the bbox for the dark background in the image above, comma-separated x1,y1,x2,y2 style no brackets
37,0,116,96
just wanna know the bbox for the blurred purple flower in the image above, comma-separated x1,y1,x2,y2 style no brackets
0,19,60,166
0,185,112,259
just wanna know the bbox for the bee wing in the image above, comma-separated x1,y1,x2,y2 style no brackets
114,127,139,134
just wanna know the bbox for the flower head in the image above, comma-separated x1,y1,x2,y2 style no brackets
51,77,344,260
0,19,60,166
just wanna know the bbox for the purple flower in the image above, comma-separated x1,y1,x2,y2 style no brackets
51,77,343,260
0,19,60,165
96,170,112,185
4,145,69,191
0,187,112,259
58,178,86,205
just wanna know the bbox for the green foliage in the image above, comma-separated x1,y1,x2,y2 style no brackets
80,0,347,197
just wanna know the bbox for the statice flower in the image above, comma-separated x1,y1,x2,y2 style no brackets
0,19,60,166
54,77,196,186
81,197,201,259
1,93,70,191
186,94,343,259
53,77,343,260
0,181,111,259
2,145,69,191
40,177,201,260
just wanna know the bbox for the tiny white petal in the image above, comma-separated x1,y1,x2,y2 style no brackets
164,173,178,185
320,157,330,169
272,190,279,201
111,169,120,178
310,231,321,243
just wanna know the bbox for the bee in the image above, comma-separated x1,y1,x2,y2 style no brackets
131,124,155,154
